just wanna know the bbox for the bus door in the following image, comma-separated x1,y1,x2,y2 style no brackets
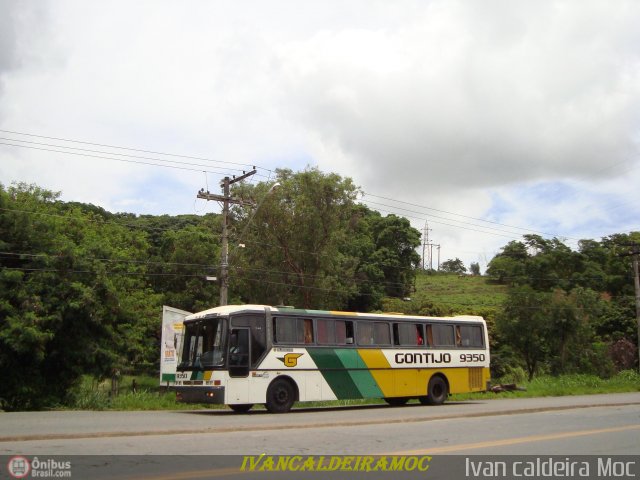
229,328,251,378
227,328,251,403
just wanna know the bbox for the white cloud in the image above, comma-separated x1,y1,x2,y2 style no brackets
0,0,638,269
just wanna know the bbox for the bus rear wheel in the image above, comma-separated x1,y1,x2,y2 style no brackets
419,376,448,405
384,397,409,406
229,404,253,413
265,378,296,413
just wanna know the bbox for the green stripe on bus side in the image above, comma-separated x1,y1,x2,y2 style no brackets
348,369,384,398
334,349,384,398
306,348,363,399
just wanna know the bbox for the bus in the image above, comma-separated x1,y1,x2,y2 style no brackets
174,304,490,413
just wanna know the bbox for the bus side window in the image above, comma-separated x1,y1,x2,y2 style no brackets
274,317,299,343
345,321,354,344
396,323,412,346
459,324,484,347
356,321,374,345
303,318,314,344
336,320,354,345
434,324,454,346
317,319,334,344
374,322,391,345
455,326,462,347
425,324,434,347
416,324,424,346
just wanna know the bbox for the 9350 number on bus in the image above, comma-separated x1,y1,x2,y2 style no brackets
459,353,485,362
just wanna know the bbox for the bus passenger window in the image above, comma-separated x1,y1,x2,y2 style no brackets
459,325,484,347
304,319,314,344
393,324,400,345
357,322,374,345
397,323,424,346
416,325,424,345
317,319,334,344
337,320,354,345
274,317,299,343
433,324,455,346
373,322,391,345
425,324,434,347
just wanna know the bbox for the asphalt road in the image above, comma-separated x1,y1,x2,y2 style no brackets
1,393,639,479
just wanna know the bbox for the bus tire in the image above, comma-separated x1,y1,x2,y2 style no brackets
421,375,448,405
265,378,296,413
384,397,409,406
229,404,253,413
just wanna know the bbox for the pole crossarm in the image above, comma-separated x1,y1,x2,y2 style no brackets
197,190,256,207
225,169,257,186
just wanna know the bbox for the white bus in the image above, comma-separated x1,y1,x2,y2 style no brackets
174,304,490,413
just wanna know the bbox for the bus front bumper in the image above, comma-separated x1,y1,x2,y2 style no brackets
176,386,225,404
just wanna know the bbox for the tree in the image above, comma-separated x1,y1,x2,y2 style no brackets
0,183,159,410
229,168,361,309
366,212,421,298
228,171,421,310
496,286,551,380
440,258,467,274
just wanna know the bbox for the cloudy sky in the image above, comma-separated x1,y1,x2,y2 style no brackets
1,0,639,270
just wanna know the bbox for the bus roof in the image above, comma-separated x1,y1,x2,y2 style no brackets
186,304,485,323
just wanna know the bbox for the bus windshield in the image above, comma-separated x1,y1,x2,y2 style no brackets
178,317,226,370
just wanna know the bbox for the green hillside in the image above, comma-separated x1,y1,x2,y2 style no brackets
381,272,507,324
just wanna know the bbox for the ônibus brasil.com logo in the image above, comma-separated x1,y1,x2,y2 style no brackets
7,456,30,479
7,456,72,478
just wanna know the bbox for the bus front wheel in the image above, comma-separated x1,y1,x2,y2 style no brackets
420,375,448,405
265,378,296,413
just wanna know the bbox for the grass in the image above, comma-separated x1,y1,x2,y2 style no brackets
382,272,508,322
66,371,640,411
67,374,213,411
451,370,640,402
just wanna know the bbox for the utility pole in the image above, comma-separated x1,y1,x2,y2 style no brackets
634,252,640,373
197,169,256,306
618,242,640,372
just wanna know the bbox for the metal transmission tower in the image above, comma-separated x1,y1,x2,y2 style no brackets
197,169,256,306
421,220,442,271
422,221,432,270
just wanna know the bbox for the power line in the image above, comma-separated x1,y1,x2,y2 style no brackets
0,136,264,177
0,129,274,173
362,198,524,237
359,199,524,240
362,192,580,241
0,141,255,178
